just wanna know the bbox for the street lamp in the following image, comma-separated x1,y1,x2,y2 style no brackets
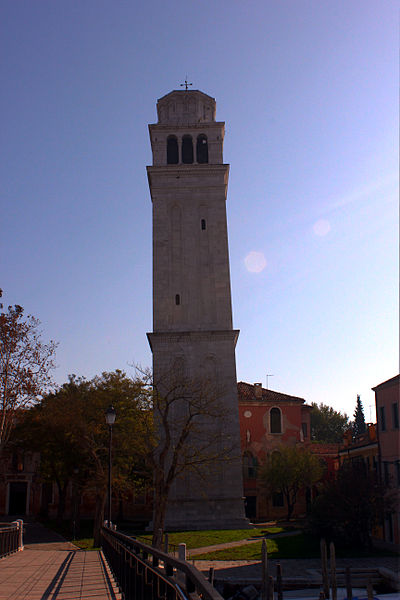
105,405,116,526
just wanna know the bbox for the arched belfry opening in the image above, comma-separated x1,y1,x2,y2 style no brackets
196,134,208,163
181,135,193,164
167,135,179,164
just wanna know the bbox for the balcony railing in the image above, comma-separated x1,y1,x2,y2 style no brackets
0,520,23,558
101,525,223,600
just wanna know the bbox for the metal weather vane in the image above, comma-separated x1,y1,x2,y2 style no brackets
180,78,193,91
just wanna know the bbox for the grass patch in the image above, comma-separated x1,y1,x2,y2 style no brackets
192,533,320,560
72,538,99,551
120,528,258,550
192,533,398,560
258,526,285,535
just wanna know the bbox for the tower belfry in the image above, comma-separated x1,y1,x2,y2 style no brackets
147,89,248,529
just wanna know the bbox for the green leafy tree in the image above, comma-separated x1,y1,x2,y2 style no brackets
352,394,366,437
0,291,57,452
259,445,324,520
310,403,350,443
14,370,152,545
307,460,390,547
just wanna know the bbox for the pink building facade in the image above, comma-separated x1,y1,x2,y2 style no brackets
373,374,400,548
238,381,339,521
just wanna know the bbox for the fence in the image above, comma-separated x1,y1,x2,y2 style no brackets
100,525,223,600
0,520,23,559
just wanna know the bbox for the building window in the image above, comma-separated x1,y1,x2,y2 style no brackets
396,461,400,487
175,294,180,305
243,452,258,479
201,219,206,230
12,452,24,472
301,422,308,439
196,134,208,163
182,135,193,164
167,136,179,164
272,491,284,507
380,406,386,431
392,403,399,429
270,407,282,433
383,461,390,486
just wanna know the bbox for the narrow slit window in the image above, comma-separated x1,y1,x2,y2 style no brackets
175,294,180,305
201,219,206,230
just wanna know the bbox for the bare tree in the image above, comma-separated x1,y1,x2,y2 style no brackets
137,367,237,548
0,291,57,452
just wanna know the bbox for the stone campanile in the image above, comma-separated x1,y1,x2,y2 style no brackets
147,89,248,529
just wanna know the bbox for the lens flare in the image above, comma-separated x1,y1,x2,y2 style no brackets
313,219,331,236
244,251,267,273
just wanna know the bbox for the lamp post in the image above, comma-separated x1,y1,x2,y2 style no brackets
105,405,116,526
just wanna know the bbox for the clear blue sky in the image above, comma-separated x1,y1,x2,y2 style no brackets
1,1,398,419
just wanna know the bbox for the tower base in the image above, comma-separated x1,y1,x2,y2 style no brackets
148,497,251,532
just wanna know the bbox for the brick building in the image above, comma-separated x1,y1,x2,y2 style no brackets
372,374,400,548
238,381,339,521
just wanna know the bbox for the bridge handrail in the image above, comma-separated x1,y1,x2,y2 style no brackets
0,520,23,558
101,525,223,600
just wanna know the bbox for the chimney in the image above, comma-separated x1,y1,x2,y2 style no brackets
254,383,263,399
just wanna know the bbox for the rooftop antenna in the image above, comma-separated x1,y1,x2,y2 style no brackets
266,374,274,389
180,77,193,91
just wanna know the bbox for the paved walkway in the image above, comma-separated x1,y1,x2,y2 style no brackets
0,521,121,600
0,550,121,600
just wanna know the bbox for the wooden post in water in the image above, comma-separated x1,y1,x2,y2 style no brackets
330,542,337,600
261,539,268,600
164,533,169,553
345,567,352,600
208,567,215,585
320,539,329,599
276,563,283,600
268,575,274,600
367,577,373,600
178,543,186,561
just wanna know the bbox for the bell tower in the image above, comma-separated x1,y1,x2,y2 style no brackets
147,89,248,529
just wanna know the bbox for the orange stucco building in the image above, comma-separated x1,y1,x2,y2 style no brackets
373,374,400,549
238,381,339,521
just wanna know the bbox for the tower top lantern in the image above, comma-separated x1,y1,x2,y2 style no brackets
156,90,216,125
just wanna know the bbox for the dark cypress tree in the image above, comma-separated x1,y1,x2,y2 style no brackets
353,394,366,437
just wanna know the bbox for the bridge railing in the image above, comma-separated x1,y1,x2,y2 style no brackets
0,520,23,558
100,525,223,600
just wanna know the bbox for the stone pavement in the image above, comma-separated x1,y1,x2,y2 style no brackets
0,550,121,600
186,530,399,584
0,520,121,599
192,556,400,583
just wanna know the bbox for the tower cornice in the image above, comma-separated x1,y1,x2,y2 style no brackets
147,329,240,351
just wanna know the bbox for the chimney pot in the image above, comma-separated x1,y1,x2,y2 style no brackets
254,383,263,399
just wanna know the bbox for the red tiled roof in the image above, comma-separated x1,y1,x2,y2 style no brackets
238,381,305,404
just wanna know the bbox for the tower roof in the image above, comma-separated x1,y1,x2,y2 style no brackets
156,90,216,125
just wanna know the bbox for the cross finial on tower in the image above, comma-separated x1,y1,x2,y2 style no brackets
180,78,193,91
